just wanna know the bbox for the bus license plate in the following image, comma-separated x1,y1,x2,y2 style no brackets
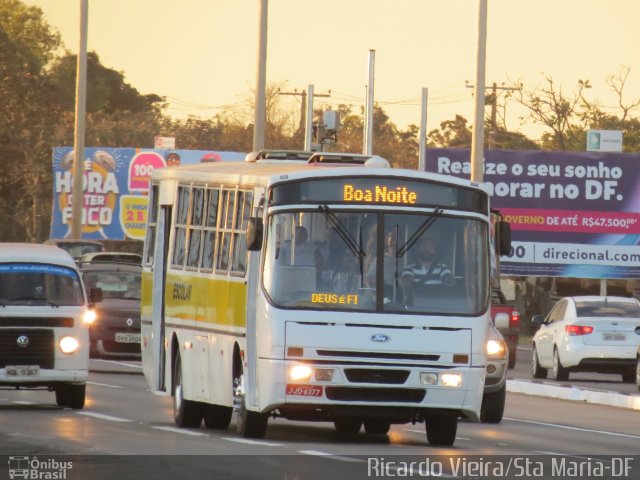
6,365,40,377
285,384,323,397
115,333,141,344
603,332,626,341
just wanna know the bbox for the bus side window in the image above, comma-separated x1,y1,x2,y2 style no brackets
186,187,205,269
216,189,236,273
172,185,190,268
231,191,253,275
200,187,220,270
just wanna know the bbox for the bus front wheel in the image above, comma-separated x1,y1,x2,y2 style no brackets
233,366,268,438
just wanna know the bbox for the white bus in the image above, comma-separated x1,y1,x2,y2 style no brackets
141,153,510,446
0,243,96,409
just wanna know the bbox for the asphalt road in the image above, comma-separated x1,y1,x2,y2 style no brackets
0,356,639,479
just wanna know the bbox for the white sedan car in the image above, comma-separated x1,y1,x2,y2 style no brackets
531,296,640,382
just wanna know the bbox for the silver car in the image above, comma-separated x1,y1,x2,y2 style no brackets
480,325,509,423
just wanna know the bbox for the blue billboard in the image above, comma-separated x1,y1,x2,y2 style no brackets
427,148,640,279
50,147,245,241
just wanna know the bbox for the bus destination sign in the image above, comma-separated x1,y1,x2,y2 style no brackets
343,184,417,205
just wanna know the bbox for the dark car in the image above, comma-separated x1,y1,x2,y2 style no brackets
78,252,142,266
44,239,106,261
80,261,141,358
490,288,520,369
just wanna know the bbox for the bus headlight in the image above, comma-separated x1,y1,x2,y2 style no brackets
83,309,97,325
59,336,79,354
441,373,463,387
289,365,312,381
487,339,507,359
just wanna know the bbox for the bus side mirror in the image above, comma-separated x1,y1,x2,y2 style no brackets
90,287,103,303
246,217,263,251
497,221,511,256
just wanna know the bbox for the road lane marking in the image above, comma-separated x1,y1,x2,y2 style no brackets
11,401,36,405
298,450,364,463
153,426,207,436
87,381,123,389
505,417,640,440
94,359,142,369
76,412,132,423
221,437,284,447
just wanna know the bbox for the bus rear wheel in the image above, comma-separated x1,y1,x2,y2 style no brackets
173,353,203,428
425,415,457,446
204,404,232,429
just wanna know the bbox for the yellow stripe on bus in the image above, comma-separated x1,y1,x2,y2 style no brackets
141,270,247,329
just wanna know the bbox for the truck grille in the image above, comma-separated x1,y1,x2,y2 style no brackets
0,329,54,369
344,368,409,384
325,387,425,403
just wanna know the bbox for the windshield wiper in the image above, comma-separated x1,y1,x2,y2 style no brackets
396,208,443,258
10,296,59,307
318,205,365,260
319,205,367,286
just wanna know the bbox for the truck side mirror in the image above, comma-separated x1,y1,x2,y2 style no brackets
497,221,511,256
246,217,264,251
90,287,103,304
531,314,545,325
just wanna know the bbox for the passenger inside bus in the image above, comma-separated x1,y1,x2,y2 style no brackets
278,226,316,266
399,236,454,307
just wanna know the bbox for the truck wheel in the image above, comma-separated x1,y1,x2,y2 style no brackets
65,385,86,410
55,386,68,407
364,420,390,435
334,418,362,434
480,385,506,423
425,415,457,446
173,353,203,428
531,345,547,379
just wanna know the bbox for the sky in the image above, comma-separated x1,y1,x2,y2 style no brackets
25,0,640,141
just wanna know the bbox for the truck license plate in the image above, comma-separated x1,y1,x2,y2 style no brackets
285,384,323,397
115,333,141,344
6,365,40,377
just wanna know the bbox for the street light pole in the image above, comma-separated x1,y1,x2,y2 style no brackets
253,0,268,152
71,0,88,239
470,0,487,183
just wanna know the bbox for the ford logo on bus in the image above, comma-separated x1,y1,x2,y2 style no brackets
370,334,390,343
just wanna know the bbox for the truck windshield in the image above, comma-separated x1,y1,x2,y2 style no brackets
262,210,488,315
0,263,84,306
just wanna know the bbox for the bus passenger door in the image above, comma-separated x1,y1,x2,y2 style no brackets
151,205,171,392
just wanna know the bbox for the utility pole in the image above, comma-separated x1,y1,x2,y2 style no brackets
253,0,268,152
277,88,331,139
467,81,521,149
71,0,88,239
470,0,487,183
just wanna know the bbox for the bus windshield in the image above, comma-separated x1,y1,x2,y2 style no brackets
0,263,84,306
262,209,488,315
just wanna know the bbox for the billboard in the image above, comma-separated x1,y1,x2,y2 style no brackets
426,148,640,279
50,147,245,241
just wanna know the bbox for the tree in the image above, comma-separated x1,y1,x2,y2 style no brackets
48,52,163,114
512,76,591,151
428,115,472,148
0,0,63,241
